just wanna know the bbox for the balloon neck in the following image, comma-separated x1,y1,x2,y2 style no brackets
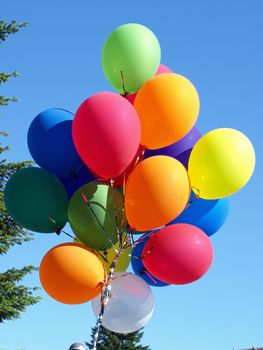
191,186,200,198
70,171,78,180
55,228,62,235
48,215,62,235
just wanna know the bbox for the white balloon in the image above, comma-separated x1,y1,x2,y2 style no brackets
68,343,86,350
92,272,154,334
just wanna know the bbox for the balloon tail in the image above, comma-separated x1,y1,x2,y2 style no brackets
81,192,116,249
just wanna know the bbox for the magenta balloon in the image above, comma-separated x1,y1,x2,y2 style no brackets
142,224,213,285
73,92,141,180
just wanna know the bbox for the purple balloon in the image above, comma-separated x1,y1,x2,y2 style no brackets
145,127,201,168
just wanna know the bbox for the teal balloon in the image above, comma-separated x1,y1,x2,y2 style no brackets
4,167,68,233
102,23,161,94
68,182,125,251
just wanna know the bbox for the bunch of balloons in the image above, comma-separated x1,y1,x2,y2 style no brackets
4,23,255,344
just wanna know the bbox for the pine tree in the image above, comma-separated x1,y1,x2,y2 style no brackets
0,20,41,323
86,326,151,350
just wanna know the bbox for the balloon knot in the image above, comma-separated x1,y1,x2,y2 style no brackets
55,227,62,235
70,171,78,180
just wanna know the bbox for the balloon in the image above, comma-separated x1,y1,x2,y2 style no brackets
142,224,213,284
73,92,141,180
145,127,201,168
58,164,96,199
4,167,68,233
68,182,124,251
156,63,173,75
100,244,132,273
171,192,229,236
188,128,256,199
27,108,83,176
68,344,86,350
92,272,154,333
102,23,161,94
39,243,105,304
134,73,200,149
124,63,173,105
131,233,168,287
124,156,190,231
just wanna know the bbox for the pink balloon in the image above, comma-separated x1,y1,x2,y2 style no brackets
142,224,213,285
73,92,141,180
156,63,173,75
124,64,173,105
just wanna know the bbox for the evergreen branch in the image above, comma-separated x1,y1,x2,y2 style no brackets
0,71,20,84
0,95,18,106
0,21,28,43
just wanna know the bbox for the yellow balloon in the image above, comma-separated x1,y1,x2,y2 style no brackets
100,244,132,273
188,128,255,199
73,238,131,273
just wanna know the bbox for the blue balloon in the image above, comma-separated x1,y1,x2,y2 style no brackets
171,192,229,236
58,164,96,199
27,108,83,176
131,233,169,287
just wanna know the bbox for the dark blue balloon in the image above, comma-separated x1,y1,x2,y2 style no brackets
170,192,229,236
27,108,83,176
131,233,169,287
58,164,96,199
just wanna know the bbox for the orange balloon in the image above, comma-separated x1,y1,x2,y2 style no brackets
39,243,106,304
134,73,200,149
124,156,191,231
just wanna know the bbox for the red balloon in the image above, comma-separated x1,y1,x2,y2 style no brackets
124,64,172,105
73,92,141,180
142,224,213,284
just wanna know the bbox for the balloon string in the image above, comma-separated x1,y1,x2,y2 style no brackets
48,216,76,240
109,180,124,248
125,229,157,249
91,246,123,350
81,192,116,251
140,245,154,259
142,268,157,284
48,217,110,265
120,70,128,96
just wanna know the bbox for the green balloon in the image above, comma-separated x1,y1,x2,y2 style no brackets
102,23,161,94
4,167,68,233
68,182,125,251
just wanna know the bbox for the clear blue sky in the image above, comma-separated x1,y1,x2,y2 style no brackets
1,1,263,349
